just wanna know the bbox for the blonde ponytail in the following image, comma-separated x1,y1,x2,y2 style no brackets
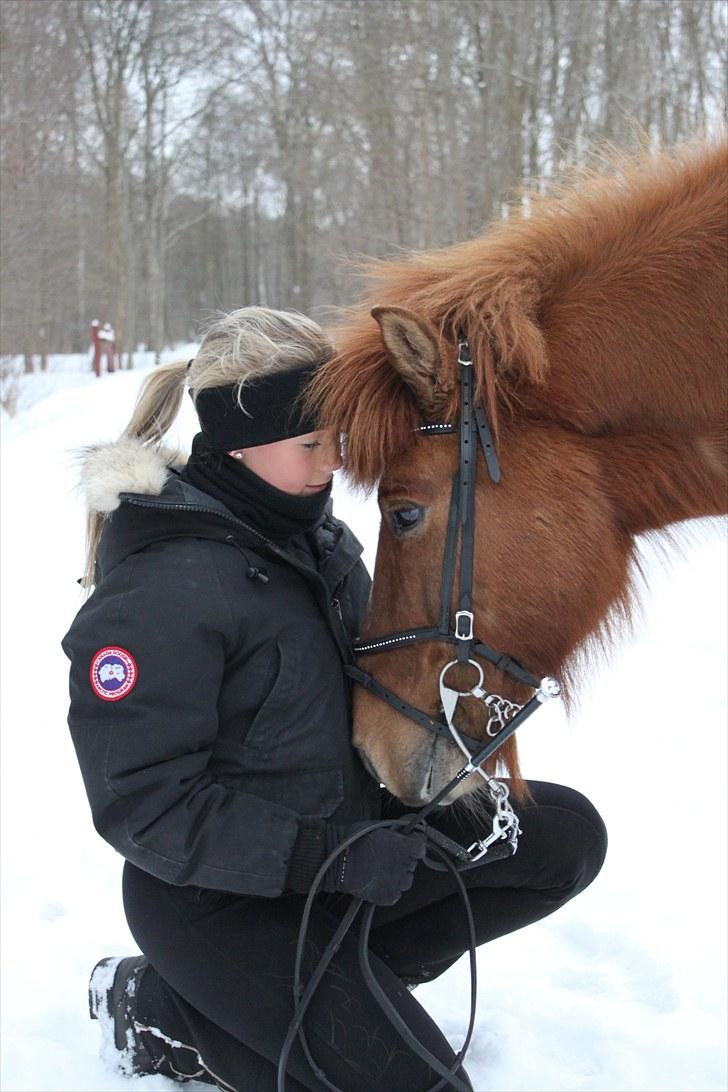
122,358,189,444
81,513,105,592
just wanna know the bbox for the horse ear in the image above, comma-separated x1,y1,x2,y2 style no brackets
371,306,452,414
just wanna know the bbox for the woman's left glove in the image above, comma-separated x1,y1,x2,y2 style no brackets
288,820,426,905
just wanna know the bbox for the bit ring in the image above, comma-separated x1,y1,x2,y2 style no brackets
439,659,484,697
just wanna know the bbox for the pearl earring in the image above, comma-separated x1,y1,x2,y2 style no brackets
234,452,244,461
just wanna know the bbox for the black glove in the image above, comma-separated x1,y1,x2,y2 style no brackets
288,821,427,906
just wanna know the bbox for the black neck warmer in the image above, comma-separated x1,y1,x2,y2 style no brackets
181,433,332,542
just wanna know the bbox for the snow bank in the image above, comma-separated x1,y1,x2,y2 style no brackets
1,358,725,1092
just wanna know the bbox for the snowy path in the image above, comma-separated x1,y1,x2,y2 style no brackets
1,362,725,1092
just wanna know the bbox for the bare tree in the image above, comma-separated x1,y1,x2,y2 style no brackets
137,1,224,359
0,0,80,368
74,0,148,362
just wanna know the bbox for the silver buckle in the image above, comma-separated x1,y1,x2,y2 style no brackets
457,339,472,366
455,610,474,641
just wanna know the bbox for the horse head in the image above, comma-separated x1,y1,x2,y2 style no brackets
311,142,727,808
348,307,643,806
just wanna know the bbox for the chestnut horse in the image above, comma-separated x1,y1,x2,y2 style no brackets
310,140,728,808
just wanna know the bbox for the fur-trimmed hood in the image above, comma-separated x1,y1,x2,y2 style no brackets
78,436,182,515
79,436,255,581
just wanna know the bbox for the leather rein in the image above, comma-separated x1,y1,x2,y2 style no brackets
277,338,560,1092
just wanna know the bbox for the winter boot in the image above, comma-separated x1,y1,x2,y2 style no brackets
88,955,218,1085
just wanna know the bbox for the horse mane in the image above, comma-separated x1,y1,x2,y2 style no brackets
309,139,727,488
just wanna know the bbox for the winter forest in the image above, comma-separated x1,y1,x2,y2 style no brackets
1,2,727,1092
1,0,726,368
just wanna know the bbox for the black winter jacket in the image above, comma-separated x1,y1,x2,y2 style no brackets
62,445,379,897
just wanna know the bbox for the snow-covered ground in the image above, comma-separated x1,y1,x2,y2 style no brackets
1,358,726,1092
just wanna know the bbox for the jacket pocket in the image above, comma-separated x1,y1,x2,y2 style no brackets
225,766,344,820
240,640,304,754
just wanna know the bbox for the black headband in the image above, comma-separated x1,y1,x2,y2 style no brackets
191,360,326,451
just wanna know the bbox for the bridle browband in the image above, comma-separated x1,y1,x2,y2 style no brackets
277,337,560,1092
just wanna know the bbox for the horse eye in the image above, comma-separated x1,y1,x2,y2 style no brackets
390,506,423,535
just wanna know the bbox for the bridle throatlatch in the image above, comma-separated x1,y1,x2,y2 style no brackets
278,338,561,1092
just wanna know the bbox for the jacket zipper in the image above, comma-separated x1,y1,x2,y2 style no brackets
123,495,355,661
123,497,274,546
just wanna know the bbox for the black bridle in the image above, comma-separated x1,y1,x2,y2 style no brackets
346,337,559,808
277,338,560,1092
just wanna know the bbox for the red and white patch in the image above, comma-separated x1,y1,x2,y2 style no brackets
89,646,138,702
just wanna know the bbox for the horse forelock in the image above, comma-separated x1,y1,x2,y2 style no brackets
308,276,541,487
307,329,420,489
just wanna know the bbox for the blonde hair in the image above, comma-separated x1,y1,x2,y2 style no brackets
82,307,332,588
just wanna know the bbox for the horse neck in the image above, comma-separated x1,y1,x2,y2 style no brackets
522,264,728,529
514,150,727,438
528,256,726,438
585,428,727,534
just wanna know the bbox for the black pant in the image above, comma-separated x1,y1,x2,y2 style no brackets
122,781,607,1092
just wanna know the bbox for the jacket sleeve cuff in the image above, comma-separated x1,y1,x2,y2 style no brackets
286,820,327,892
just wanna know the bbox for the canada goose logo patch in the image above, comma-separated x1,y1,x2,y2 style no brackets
90,647,138,702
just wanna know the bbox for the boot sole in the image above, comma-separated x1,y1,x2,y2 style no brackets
88,956,122,1021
